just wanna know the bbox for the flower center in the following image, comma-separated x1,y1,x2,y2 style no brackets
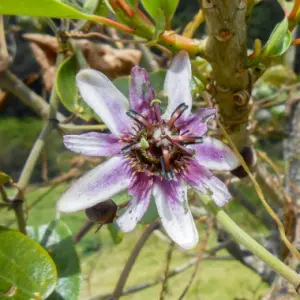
120,101,202,180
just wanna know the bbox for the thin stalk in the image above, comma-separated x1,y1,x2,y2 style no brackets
73,220,95,244
14,53,65,234
0,15,8,56
218,120,300,259
159,242,174,300
59,123,107,132
0,70,66,121
198,193,300,289
112,221,160,299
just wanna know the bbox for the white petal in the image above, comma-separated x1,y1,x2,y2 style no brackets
117,172,153,232
181,159,231,207
191,136,240,171
63,132,124,157
117,197,151,232
153,180,198,249
57,156,130,213
163,51,192,120
76,69,131,136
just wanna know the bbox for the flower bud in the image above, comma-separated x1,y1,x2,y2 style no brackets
85,200,117,224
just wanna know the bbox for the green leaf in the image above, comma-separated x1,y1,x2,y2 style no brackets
0,226,57,300
153,8,166,41
263,17,292,57
28,221,81,300
113,76,130,98
112,191,131,205
83,0,100,14
140,0,179,19
56,55,94,121
0,0,89,19
0,171,10,185
107,223,123,244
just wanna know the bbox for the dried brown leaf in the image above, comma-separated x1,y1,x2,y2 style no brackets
22,34,141,90
75,39,141,78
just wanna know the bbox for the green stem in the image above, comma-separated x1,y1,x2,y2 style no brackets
14,53,65,234
59,123,107,132
198,192,300,289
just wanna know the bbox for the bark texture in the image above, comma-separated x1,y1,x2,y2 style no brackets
202,0,251,149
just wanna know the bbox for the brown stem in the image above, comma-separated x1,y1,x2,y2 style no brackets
73,220,95,244
0,70,66,121
112,221,160,300
159,242,174,300
11,200,27,235
178,218,213,300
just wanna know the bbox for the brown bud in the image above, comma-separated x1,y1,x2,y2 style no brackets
85,200,117,224
231,146,257,178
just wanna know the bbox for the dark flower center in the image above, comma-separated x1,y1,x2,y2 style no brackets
121,101,202,180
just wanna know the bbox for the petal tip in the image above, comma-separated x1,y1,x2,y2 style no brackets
177,234,199,250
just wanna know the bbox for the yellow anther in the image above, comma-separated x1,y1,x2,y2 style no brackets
150,99,161,106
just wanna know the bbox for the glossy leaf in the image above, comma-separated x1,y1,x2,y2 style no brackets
56,55,94,121
0,226,57,300
28,221,81,300
153,8,166,40
84,0,100,14
263,17,292,57
140,0,179,19
0,171,10,185
0,0,89,19
107,222,123,244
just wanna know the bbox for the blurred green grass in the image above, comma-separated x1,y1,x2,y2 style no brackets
0,184,268,299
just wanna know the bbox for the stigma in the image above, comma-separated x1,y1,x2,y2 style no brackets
121,101,202,180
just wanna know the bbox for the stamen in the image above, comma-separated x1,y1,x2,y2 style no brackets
162,148,171,172
165,135,195,156
172,136,203,145
121,142,140,154
180,130,190,136
160,156,174,181
126,110,153,129
151,99,162,122
168,103,188,128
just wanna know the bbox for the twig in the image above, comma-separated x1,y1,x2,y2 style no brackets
90,255,234,300
73,220,95,244
44,18,58,34
64,31,147,44
136,43,159,72
254,83,300,108
0,185,9,203
159,242,175,300
12,53,65,234
58,123,107,132
219,120,300,259
0,70,66,121
198,192,300,289
178,217,214,300
112,221,160,300
0,15,8,57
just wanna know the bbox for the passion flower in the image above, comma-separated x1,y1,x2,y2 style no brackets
57,51,239,249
